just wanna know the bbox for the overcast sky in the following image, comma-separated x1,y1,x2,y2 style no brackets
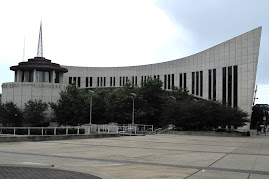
0,0,268,104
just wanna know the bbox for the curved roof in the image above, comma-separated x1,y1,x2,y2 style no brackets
10,57,68,73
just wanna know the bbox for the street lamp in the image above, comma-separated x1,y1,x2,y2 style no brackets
130,93,136,125
88,90,94,125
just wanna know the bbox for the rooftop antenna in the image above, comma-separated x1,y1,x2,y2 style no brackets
22,37,25,61
253,85,258,105
36,21,43,57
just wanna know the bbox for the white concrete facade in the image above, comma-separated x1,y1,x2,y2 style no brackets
64,27,262,118
1,27,262,127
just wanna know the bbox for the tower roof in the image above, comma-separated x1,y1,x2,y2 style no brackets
10,57,68,73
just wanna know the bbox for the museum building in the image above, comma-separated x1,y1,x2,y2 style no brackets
1,27,262,129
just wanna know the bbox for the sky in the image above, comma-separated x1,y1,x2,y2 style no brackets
0,0,268,104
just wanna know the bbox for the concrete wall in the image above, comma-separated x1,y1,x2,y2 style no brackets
1,82,67,119
63,27,262,117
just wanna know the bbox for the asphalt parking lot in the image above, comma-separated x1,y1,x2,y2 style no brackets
0,134,269,178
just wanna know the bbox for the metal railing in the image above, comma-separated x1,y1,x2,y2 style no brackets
0,127,84,136
0,124,154,136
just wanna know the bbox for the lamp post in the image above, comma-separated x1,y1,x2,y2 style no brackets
130,93,136,125
88,90,94,125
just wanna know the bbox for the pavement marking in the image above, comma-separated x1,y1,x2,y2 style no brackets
1,150,269,176
42,141,269,157
106,137,247,147
208,140,249,167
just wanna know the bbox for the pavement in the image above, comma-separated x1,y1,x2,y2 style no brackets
0,134,269,178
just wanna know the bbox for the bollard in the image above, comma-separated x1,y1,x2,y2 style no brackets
54,128,56,135
28,128,30,135
42,127,44,136
66,128,68,135
14,128,16,135
77,128,80,135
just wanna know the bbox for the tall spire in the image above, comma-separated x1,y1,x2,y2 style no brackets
36,21,43,57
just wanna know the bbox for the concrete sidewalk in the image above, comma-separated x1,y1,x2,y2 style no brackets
0,134,269,178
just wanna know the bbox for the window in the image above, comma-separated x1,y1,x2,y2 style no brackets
113,77,116,86
154,75,156,79
73,77,77,85
69,77,72,84
200,71,203,97
222,67,226,104
184,73,186,89
123,77,125,85
233,66,238,107
90,77,92,87
179,73,182,88
213,69,216,101
228,66,232,106
23,71,33,82
36,71,49,82
196,72,199,95
135,76,137,86
132,76,134,85
110,77,112,86
104,77,106,86
97,77,99,87
78,77,81,87
157,75,160,80
164,75,167,89
100,77,103,87
168,74,171,89
208,70,212,99
120,77,122,86
86,77,88,87
55,72,59,83
172,74,174,87
192,72,195,94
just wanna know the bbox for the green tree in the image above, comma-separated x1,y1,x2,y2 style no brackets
1,102,23,127
0,103,4,126
139,77,167,126
251,105,269,129
169,86,194,101
105,82,135,124
91,88,109,124
23,99,48,126
161,99,247,130
50,84,90,126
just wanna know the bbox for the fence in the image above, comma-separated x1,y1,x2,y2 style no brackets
0,124,154,136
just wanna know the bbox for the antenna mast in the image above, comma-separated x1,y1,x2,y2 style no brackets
23,37,25,61
253,85,258,105
36,21,43,57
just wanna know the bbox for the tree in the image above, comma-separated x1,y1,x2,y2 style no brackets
251,105,269,129
50,84,90,126
169,86,194,101
161,99,247,130
23,99,48,126
105,82,136,124
0,102,23,127
139,77,167,126
91,88,109,124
